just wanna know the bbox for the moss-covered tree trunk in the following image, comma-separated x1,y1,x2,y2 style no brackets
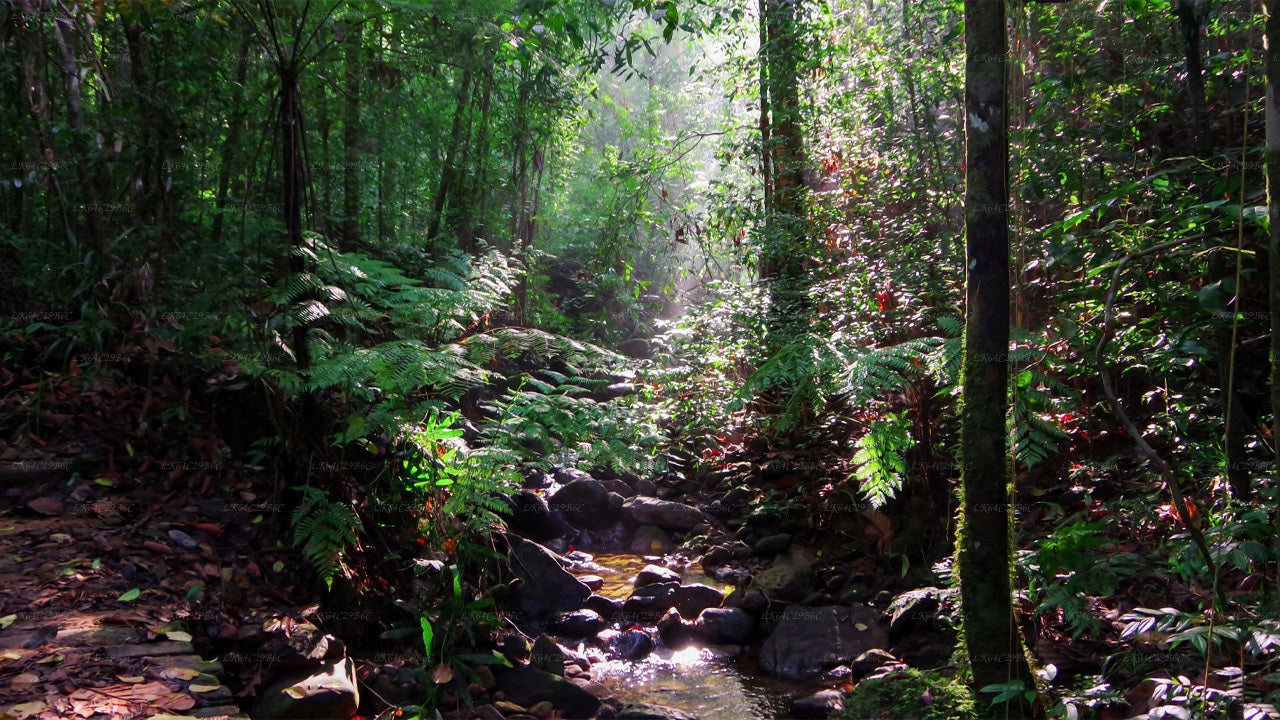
958,0,1038,714
1267,3,1280,512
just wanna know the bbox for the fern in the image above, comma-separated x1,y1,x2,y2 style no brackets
851,412,913,508
291,486,363,590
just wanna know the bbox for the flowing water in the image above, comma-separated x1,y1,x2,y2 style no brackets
567,550,808,719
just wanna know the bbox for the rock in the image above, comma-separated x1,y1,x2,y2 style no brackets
690,522,711,536
612,627,654,660
618,704,700,720
753,533,792,556
753,558,814,602
602,478,636,497
622,582,678,621
523,469,553,488
495,700,528,714
553,467,596,485
252,657,359,719
722,486,755,507
694,607,755,645
634,564,681,587
473,704,506,720
578,575,605,591
724,588,768,616
886,587,954,637
671,584,723,620
531,634,569,676
530,700,555,716
476,665,497,690
631,525,672,555
549,478,615,529
623,496,707,531
505,490,569,542
700,545,732,568
634,478,657,495
656,608,693,648
553,609,605,638
759,605,888,681
790,689,844,718
850,648,898,676
508,536,592,625
585,594,620,620
494,667,601,719
608,491,626,516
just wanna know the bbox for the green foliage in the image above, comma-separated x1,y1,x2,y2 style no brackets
480,371,666,478
851,411,912,508
291,486,363,590
1023,520,1145,638
840,667,977,720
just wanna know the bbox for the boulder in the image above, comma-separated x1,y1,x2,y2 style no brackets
621,582,678,621
549,478,615,529
623,496,707,531
694,607,755,645
577,574,605,591
252,657,359,719
790,689,844,719
585,594,620,620
494,666,602,719
656,608,693,648
671,584,723,620
531,634,570,676
602,478,636,498
634,564,681,587
612,627,654,660
634,479,657,495
553,609,605,638
759,605,888,681
508,535,592,624
753,533,793,556
753,558,814,602
631,525,672,555
504,490,569,542
886,587,955,637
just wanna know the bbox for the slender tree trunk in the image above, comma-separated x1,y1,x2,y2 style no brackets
281,68,309,375
17,26,71,244
1175,0,1208,141
52,13,106,264
758,0,773,243
1266,0,1280,575
958,0,1039,714
341,23,362,252
459,69,493,253
212,32,251,244
428,66,474,242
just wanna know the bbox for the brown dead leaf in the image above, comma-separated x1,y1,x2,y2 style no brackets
159,666,200,681
26,497,63,516
432,663,453,684
151,692,196,711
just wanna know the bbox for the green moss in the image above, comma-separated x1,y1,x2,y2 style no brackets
840,667,977,720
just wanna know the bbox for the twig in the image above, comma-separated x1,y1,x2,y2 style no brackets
1093,234,1218,591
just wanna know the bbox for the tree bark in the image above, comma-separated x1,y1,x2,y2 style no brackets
427,65,474,242
52,12,106,264
958,0,1039,714
212,31,252,245
341,23,362,252
1267,2,1280,508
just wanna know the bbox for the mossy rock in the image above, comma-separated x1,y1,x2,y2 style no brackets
840,667,976,720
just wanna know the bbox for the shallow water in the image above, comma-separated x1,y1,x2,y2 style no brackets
569,550,807,719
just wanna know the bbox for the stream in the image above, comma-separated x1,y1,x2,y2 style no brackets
565,550,805,719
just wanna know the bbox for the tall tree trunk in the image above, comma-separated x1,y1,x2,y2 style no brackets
17,24,71,245
341,23,362,252
281,68,309,375
760,0,808,358
52,12,106,265
428,66,474,242
212,31,251,245
958,0,1039,714
1267,0,1280,561
1174,0,1208,141
459,69,493,253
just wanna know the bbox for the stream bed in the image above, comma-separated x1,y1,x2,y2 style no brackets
566,550,808,719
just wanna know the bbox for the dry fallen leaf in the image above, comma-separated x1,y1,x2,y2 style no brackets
432,663,453,684
164,631,192,642
7,701,46,720
116,674,145,683
159,666,200,681
188,682,221,693
9,673,38,691
151,692,196,711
